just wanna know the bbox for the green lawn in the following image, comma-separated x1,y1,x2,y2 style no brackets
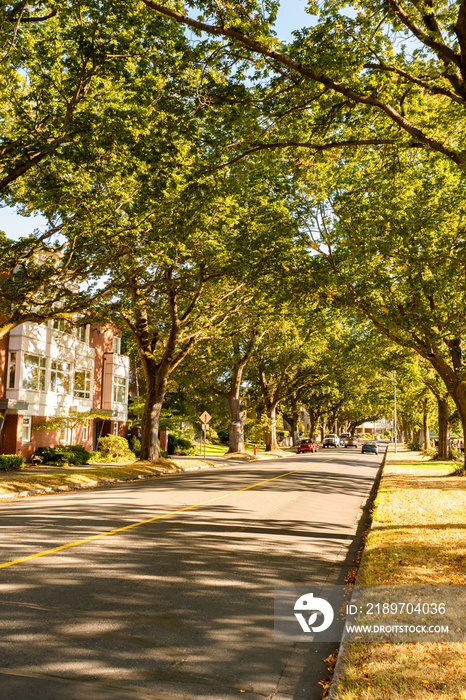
194,443,229,456
194,441,267,456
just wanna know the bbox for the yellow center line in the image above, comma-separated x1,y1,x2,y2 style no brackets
0,457,337,570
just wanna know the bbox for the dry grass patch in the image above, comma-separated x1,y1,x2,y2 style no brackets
0,458,211,495
222,451,257,460
337,642,466,699
333,456,466,700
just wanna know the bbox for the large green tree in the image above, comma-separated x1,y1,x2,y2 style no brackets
144,0,466,168
303,148,466,468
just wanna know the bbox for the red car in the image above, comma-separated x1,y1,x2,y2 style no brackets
297,439,318,454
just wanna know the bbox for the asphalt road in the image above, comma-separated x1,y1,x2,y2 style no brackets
0,446,384,700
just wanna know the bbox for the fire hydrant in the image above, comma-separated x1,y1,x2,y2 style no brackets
253,444,257,456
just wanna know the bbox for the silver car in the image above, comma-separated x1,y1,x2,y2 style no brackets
323,433,339,448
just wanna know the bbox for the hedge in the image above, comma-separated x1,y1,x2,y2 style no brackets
32,445,91,466
167,434,195,455
0,454,25,471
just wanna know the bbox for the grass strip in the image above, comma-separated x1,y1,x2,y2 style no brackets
0,458,216,495
333,452,466,700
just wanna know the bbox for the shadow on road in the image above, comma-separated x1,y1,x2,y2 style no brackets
0,455,382,699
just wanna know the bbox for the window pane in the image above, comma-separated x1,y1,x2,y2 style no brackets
74,370,91,399
113,376,126,403
39,367,46,391
23,354,40,390
8,352,16,389
51,360,69,394
53,319,65,331
22,416,31,442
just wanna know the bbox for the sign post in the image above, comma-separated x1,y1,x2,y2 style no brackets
199,411,211,459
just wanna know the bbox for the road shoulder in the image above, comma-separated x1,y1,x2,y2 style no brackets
0,452,291,502
328,444,466,700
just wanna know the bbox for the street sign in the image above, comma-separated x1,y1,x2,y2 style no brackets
199,412,211,460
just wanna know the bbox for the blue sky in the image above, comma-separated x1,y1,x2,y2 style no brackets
0,0,311,241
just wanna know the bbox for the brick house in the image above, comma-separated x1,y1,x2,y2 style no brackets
0,320,129,459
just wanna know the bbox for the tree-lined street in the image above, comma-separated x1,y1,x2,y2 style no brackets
0,448,384,699
2,0,466,694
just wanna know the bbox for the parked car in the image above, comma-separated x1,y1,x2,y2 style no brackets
361,440,379,455
323,434,339,448
297,439,318,454
344,435,359,448
339,432,350,445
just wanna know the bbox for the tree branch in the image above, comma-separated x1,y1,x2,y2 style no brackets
142,0,466,166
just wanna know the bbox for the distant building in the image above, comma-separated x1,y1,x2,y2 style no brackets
355,419,390,435
0,320,129,459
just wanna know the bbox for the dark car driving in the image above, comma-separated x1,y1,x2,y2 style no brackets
361,440,379,455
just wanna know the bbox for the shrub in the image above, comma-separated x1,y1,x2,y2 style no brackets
276,430,290,439
98,435,136,462
0,454,25,471
87,451,106,464
32,445,91,466
215,428,230,445
167,434,195,455
407,440,422,451
450,460,465,475
127,435,141,457
69,445,91,464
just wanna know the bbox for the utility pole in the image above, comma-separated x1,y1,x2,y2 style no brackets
394,371,398,454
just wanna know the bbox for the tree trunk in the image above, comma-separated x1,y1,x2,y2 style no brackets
422,351,466,469
224,332,257,454
282,411,299,446
265,403,279,451
140,367,168,461
227,395,244,453
437,396,451,460
283,394,301,446
321,419,326,438
422,398,429,451
291,409,300,446
308,410,319,441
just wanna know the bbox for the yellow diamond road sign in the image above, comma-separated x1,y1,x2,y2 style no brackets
199,411,211,424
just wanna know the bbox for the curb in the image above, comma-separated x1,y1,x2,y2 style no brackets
0,453,293,504
327,445,388,700
0,463,215,503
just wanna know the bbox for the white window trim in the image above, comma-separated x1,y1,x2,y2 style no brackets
22,353,46,392
77,324,88,343
112,376,126,404
51,360,70,394
8,351,17,389
22,416,32,443
113,421,118,436
74,369,92,399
